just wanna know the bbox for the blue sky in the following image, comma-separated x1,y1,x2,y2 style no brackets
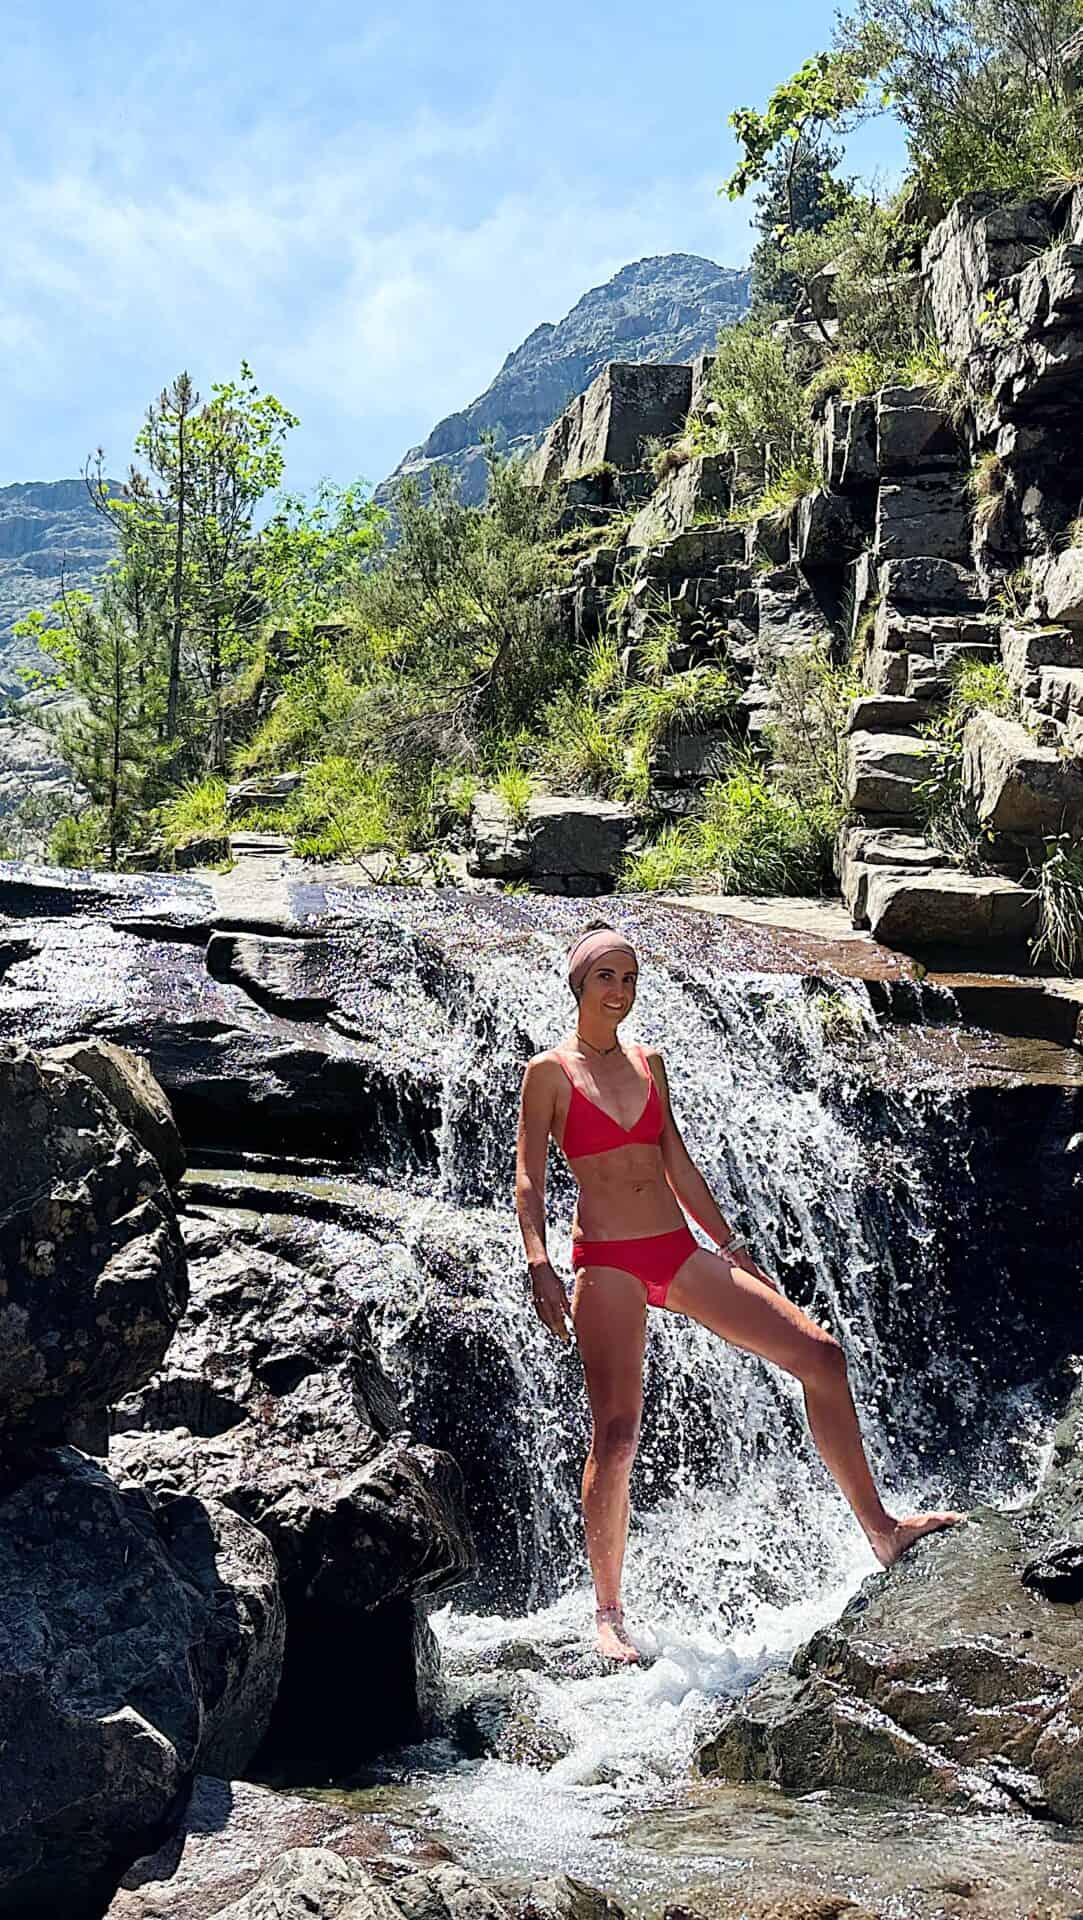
3,1,905,496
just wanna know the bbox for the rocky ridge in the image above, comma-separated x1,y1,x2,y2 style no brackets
376,254,749,511
0,479,117,692
476,187,1083,945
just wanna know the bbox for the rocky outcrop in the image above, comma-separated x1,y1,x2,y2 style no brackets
0,480,118,693
697,1374,1083,1821
529,362,693,485
44,1038,186,1189
168,1846,624,1920
0,1040,187,1447
469,788,637,892
111,1208,475,1779
0,1450,283,1918
377,255,749,511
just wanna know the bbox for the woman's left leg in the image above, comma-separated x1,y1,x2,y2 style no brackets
665,1247,964,1566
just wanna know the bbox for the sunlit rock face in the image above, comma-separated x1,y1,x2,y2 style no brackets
377,254,750,512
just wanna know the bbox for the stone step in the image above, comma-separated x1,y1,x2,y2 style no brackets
847,695,929,735
836,826,948,924
1002,623,1082,690
865,869,1038,951
846,731,929,815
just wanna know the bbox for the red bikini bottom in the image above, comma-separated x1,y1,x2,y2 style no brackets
570,1224,698,1309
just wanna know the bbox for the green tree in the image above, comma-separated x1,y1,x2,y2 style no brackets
15,585,165,869
838,0,1083,195
175,363,298,770
259,478,387,637
749,138,854,314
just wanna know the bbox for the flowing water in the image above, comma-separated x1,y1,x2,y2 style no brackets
293,896,1064,1909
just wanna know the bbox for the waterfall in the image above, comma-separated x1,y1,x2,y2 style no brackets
304,893,1054,1879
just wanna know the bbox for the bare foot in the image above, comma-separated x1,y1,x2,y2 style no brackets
595,1605,642,1664
869,1510,967,1569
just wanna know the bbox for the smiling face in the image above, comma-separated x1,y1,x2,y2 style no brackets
578,948,638,1025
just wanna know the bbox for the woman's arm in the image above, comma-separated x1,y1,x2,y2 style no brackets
649,1049,780,1291
515,1056,572,1343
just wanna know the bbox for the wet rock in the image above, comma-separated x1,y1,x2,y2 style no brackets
188,1848,624,1920
107,1776,414,1920
0,914,447,1166
962,710,1083,835
0,1449,282,1917
865,870,1037,949
1021,1540,1083,1602
45,1037,186,1189
450,1675,572,1768
845,730,928,814
0,1040,187,1448
469,791,636,891
696,1668,989,1805
111,1216,474,1779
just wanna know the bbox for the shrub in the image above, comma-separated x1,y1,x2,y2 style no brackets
915,660,1017,862
46,809,108,871
968,450,1008,534
537,688,624,794
729,460,820,527
495,766,533,823
767,644,860,812
158,777,228,851
282,757,401,860
621,762,835,895
1030,833,1083,975
708,321,814,481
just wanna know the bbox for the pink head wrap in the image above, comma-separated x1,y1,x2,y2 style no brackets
567,928,637,997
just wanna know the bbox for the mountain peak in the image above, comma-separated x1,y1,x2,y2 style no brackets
379,252,750,507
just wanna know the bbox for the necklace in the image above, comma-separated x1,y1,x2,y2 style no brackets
577,1034,621,1056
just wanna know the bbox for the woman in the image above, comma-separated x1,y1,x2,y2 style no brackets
515,923,964,1664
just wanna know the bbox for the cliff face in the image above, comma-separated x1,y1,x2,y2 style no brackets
377,252,750,509
0,480,118,693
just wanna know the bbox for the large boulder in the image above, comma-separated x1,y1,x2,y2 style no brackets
0,1449,283,1918
624,451,732,545
816,393,877,492
107,1777,427,1920
865,868,1038,949
696,1378,1083,1823
0,1041,187,1449
469,791,636,892
846,730,929,815
923,196,1055,365
45,1038,186,1189
962,710,1083,835
876,386,964,473
529,362,693,483
874,478,970,563
111,1215,475,1779
202,1849,623,1920
696,1667,997,1807
1036,546,1083,628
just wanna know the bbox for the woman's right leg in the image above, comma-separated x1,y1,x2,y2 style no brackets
571,1263,647,1657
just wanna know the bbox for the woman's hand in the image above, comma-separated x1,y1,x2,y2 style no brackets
530,1262,572,1344
723,1240,782,1295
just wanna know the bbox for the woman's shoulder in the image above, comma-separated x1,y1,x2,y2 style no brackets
522,1046,569,1080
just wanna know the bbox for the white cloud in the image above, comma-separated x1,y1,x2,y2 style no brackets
1,84,751,490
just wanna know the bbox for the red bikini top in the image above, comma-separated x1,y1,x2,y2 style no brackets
554,1045,664,1160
